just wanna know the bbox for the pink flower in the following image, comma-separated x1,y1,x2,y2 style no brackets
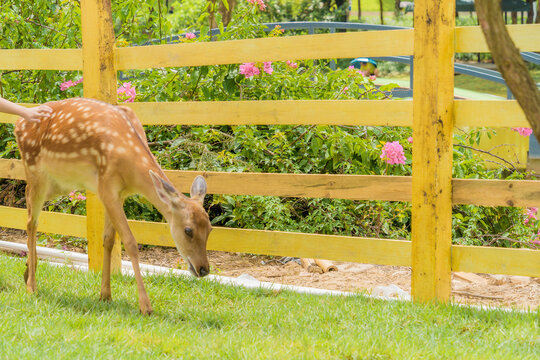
60,77,83,91
512,127,533,137
380,141,406,165
524,207,538,225
60,81,74,91
69,190,86,202
117,82,136,102
239,63,260,78
343,86,349,92
532,239,540,246
185,32,196,40
407,137,413,144
286,60,298,69
247,0,266,10
263,62,273,75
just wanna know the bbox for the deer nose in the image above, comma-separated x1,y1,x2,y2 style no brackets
199,266,209,277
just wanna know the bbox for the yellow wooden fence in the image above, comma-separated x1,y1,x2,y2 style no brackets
0,0,539,303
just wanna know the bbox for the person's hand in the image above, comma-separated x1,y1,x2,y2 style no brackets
23,105,53,123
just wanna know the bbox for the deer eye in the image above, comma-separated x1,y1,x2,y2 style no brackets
184,227,193,238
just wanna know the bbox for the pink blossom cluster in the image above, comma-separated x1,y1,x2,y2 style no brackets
512,127,533,136
247,0,266,11
184,32,196,40
239,63,260,78
60,77,83,91
239,62,273,78
117,82,137,102
524,207,538,225
286,60,298,69
380,141,406,165
407,137,413,144
263,61,273,75
69,191,86,202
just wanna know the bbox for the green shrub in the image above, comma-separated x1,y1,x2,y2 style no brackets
0,0,538,249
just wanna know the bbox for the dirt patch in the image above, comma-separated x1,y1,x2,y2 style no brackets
2,228,538,311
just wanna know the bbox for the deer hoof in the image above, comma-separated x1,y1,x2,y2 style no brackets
99,293,112,302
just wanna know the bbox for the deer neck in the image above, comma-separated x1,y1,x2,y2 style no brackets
131,162,177,222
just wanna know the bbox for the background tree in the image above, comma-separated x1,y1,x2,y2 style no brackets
475,0,540,143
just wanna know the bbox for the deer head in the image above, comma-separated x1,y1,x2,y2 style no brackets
149,171,211,277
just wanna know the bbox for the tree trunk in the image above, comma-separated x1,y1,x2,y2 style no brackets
394,0,401,17
379,0,384,24
357,0,361,19
511,11,518,24
537,0,540,23
476,0,540,143
208,0,236,29
526,0,534,23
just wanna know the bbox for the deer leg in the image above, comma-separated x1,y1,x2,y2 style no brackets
98,186,152,315
99,214,116,302
23,181,47,293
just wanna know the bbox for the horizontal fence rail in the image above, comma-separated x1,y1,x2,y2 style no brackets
0,204,538,277
3,158,540,207
0,49,83,71
114,30,415,69
0,100,530,128
1,25,538,72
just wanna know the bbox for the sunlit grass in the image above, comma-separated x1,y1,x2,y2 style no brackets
0,254,538,359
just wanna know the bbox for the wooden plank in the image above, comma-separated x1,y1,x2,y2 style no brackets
127,221,412,266
453,178,540,207
452,245,540,278
454,100,529,128
115,29,414,70
164,171,412,201
5,159,540,207
0,206,86,238
0,159,25,180
127,100,413,126
81,0,120,272
4,100,530,128
411,1,455,303
0,49,83,70
2,203,537,278
456,24,540,53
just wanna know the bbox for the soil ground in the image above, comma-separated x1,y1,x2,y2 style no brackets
1,228,538,311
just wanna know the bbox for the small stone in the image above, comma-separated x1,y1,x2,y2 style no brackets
237,273,258,283
371,284,411,300
489,274,508,286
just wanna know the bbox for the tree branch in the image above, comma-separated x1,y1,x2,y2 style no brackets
454,143,517,171
475,0,540,143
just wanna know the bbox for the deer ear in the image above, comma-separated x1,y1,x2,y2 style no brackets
190,175,207,206
149,170,178,206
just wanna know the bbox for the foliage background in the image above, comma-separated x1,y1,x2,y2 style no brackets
0,0,538,249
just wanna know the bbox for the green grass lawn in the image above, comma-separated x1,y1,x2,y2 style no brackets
0,254,538,359
350,0,396,13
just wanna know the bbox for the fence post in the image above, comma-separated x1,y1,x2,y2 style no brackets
411,0,455,302
81,0,122,273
